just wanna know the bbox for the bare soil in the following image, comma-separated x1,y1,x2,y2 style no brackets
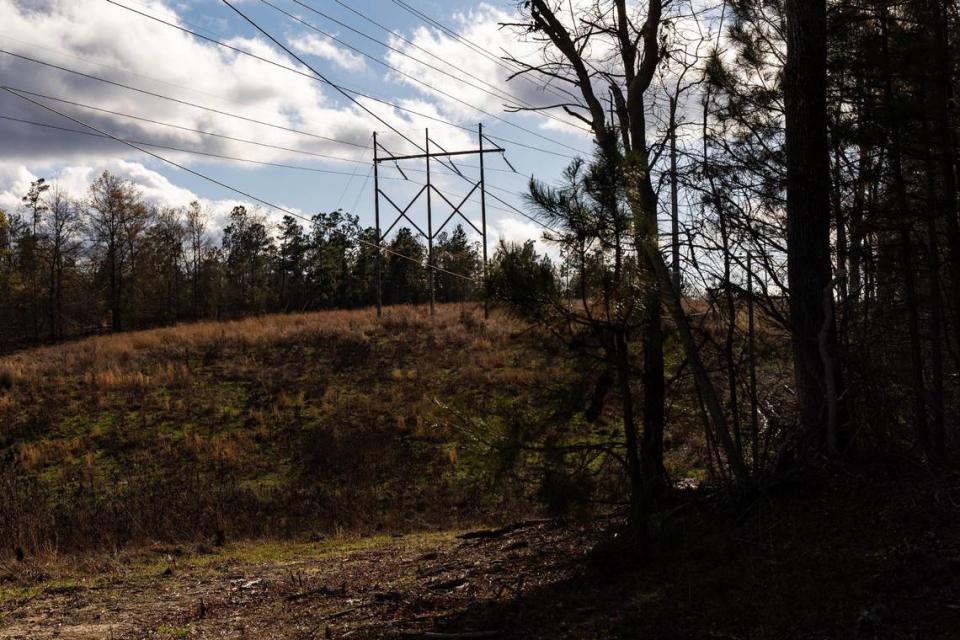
0,523,594,640
1,466,958,639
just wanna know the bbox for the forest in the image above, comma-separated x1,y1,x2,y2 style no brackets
0,0,959,638
1,173,482,347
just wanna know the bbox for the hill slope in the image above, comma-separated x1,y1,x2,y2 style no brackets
0,305,565,555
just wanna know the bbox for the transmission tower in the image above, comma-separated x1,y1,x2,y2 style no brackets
373,125,502,318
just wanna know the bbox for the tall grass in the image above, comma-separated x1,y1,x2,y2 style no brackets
0,304,546,557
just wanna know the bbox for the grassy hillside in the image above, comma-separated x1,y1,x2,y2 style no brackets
0,304,572,556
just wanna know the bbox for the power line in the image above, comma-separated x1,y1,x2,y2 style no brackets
390,0,578,104
0,113,409,178
0,49,368,149
285,0,592,135
4,87,371,165
3,87,475,282
220,0,537,229
483,132,584,160
377,164,552,232
349,164,374,215
336,147,372,209
388,0,581,105
5,5,555,236
330,0,541,101
103,0,487,139
262,0,589,154
379,162,528,201
373,124,574,163
0,52,545,229
105,0,582,159
218,3,556,234
3,109,537,226
216,0,452,166
0,31,284,114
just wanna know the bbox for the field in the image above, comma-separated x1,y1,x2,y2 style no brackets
0,304,575,556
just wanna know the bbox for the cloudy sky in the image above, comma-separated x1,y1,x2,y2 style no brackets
0,0,599,249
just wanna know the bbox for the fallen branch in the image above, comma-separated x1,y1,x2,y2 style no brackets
397,632,500,640
421,633,499,639
456,519,551,541
319,605,362,621
285,585,345,602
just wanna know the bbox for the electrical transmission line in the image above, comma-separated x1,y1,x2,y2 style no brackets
0,114,409,178
387,0,582,105
2,112,528,216
105,0,584,158
216,0,558,233
3,87,475,281
1,6,557,233
3,87,371,164
262,0,592,150
390,0,571,99
282,0,592,134
0,49,368,150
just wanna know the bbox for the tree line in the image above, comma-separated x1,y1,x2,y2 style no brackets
478,0,960,546
0,171,481,350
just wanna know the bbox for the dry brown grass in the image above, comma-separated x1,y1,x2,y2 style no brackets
0,304,520,385
0,304,556,557
0,300,786,559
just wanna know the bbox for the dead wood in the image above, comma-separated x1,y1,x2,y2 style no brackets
285,585,346,602
455,519,551,541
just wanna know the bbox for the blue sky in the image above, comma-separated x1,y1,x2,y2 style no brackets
0,0,597,249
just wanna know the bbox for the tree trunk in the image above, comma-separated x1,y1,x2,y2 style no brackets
48,248,58,342
900,227,929,455
923,0,960,366
747,253,760,472
669,97,681,292
921,86,948,465
784,0,840,453
615,329,648,545
640,292,667,498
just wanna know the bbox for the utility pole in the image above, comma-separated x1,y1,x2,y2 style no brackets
373,132,383,318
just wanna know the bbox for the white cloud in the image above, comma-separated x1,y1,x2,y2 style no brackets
0,0,377,167
52,160,198,207
383,2,597,138
0,0,589,247
492,216,550,256
0,159,203,213
0,158,298,240
290,33,366,72
0,165,35,213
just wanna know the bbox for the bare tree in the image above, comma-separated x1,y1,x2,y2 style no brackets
21,178,49,340
86,171,148,332
186,201,210,320
42,184,80,341
507,0,748,487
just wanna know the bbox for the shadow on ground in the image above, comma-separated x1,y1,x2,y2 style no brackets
431,467,960,640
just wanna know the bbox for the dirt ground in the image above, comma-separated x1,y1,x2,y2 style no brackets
0,521,597,640
2,467,959,639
